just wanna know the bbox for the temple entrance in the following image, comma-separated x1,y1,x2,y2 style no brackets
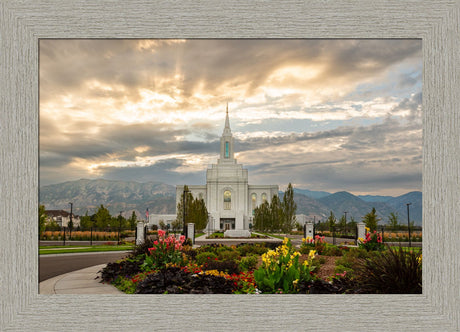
220,218,235,231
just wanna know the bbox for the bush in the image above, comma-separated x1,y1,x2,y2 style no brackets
236,243,269,256
218,250,240,262
238,255,258,271
354,246,422,293
141,230,186,271
100,258,143,282
135,267,235,294
202,259,241,275
322,245,343,256
358,230,384,251
196,251,218,265
131,238,156,257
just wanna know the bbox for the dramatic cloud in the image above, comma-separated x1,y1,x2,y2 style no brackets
40,39,422,195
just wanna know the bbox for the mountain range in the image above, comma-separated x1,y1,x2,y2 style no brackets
39,179,422,225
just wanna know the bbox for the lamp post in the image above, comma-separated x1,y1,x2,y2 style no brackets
118,211,123,245
183,186,189,237
68,202,73,240
406,203,412,247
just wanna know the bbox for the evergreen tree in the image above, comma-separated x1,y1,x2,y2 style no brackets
128,211,138,230
254,201,270,232
176,186,208,231
327,211,337,232
270,195,282,232
362,207,381,232
281,183,297,233
338,215,347,233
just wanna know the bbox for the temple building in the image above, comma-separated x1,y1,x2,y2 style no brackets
176,105,279,232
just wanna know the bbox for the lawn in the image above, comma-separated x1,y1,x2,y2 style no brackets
39,244,133,255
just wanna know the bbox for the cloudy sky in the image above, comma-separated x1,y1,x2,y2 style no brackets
39,39,422,195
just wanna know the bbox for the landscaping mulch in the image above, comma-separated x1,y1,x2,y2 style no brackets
315,255,340,280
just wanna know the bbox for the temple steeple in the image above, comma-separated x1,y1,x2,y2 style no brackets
219,103,235,163
223,102,231,135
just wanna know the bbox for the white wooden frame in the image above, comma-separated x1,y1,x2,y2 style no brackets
1,1,459,330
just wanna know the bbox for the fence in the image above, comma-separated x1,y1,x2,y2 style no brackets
311,223,422,245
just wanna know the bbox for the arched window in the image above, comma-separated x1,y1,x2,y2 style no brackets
251,193,257,215
224,190,231,210
262,193,267,203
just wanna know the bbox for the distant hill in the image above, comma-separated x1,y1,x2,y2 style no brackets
358,194,394,203
293,188,331,200
39,179,176,217
39,179,422,225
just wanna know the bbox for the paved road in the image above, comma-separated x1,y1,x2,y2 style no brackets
39,251,130,282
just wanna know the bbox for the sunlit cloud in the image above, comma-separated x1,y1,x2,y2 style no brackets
39,39,422,195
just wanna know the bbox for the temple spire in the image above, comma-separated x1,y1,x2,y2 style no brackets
223,102,231,135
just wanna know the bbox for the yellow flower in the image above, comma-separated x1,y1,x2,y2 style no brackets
303,260,309,267
358,237,365,243
308,250,316,259
283,237,289,245
365,227,370,232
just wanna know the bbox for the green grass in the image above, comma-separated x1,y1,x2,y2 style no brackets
39,244,133,255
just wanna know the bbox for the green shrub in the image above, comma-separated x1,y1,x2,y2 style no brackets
239,255,258,271
196,251,218,265
354,246,422,293
236,243,268,256
322,245,343,256
218,250,240,262
203,259,240,274
334,264,354,277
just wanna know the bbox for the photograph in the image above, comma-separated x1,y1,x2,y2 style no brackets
39,39,423,295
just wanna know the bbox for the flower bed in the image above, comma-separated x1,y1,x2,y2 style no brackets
100,236,422,294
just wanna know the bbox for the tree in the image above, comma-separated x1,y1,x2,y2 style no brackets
176,186,208,231
281,183,297,233
39,205,47,238
388,212,399,229
80,211,92,230
171,219,182,233
338,215,347,230
327,211,337,232
176,185,194,229
270,195,283,232
362,207,381,232
159,219,166,230
128,211,138,230
253,201,270,232
94,204,111,229
189,197,208,231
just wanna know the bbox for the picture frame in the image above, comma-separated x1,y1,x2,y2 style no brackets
1,1,458,330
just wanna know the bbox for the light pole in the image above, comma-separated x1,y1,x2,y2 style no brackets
183,187,189,237
406,203,412,247
118,211,123,245
68,202,73,240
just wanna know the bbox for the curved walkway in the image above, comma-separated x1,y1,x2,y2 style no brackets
39,264,122,294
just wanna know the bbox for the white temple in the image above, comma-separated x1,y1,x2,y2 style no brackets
176,105,279,232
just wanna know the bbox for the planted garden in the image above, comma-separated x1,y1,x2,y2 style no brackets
100,230,422,294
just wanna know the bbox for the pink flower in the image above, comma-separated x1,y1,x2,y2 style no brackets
153,240,158,245
179,235,186,243
158,229,166,238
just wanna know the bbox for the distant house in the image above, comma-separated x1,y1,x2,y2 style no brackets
45,210,80,228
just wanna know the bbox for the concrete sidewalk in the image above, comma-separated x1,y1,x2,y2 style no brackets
39,264,123,294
